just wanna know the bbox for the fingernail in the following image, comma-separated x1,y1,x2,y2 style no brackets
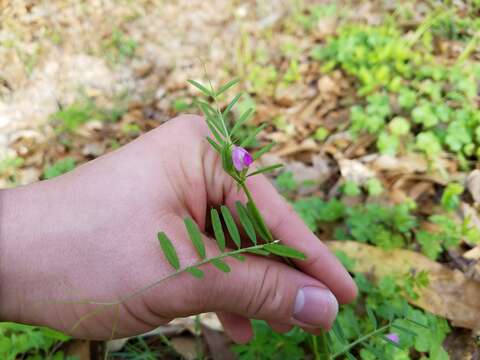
293,286,338,328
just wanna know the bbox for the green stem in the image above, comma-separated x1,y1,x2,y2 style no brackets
310,334,321,360
99,242,273,306
331,324,391,359
63,242,276,332
318,330,330,360
241,183,274,242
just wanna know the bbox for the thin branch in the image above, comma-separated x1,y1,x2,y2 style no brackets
65,242,277,333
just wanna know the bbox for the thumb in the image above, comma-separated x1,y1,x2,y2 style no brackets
204,254,339,330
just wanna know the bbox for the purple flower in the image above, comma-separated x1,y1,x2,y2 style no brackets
385,332,400,344
232,146,253,171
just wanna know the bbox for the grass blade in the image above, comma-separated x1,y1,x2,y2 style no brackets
235,201,257,245
184,218,206,259
264,243,306,260
211,259,231,273
247,164,283,177
187,79,212,97
211,208,226,251
216,78,240,97
157,232,180,270
221,206,241,248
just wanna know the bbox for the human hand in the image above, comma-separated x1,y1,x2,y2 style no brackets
0,115,356,342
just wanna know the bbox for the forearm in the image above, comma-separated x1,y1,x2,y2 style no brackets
0,182,57,324
0,186,23,322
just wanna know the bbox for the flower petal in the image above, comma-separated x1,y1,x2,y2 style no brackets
232,146,245,171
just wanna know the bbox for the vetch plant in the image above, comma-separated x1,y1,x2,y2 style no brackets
59,78,424,358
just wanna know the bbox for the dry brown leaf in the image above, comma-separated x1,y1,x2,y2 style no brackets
467,170,480,204
443,329,480,360
283,154,332,182
327,240,480,330
338,158,375,185
166,313,223,335
407,181,435,201
317,75,339,97
65,340,91,360
170,336,198,360
272,138,318,157
463,247,480,261
369,154,429,173
201,325,236,360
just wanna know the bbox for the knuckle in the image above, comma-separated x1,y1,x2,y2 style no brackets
247,263,284,318
270,203,296,234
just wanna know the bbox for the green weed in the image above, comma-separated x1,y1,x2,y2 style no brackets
51,98,126,133
313,21,480,165
102,28,138,64
43,158,76,180
294,194,480,259
0,156,24,187
0,322,72,360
